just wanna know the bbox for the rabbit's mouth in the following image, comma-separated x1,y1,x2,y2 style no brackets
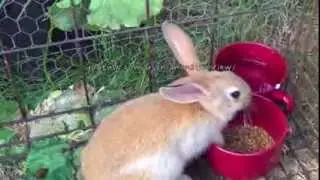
243,92,253,109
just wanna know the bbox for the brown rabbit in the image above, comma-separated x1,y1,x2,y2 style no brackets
80,21,252,180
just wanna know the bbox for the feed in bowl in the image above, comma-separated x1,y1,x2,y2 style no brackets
222,125,274,153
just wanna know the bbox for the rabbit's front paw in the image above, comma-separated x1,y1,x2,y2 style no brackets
178,174,192,180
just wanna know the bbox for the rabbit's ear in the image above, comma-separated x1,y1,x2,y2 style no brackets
168,76,191,86
161,21,202,76
159,82,209,104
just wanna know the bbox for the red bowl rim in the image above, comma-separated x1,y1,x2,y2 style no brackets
209,94,290,157
212,41,289,87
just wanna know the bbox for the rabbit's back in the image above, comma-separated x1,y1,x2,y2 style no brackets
81,93,209,179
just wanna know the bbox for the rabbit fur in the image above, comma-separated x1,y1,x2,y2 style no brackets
80,21,252,180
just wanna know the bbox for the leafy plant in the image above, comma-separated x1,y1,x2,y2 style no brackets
24,138,74,180
0,99,19,123
0,100,20,157
0,127,16,145
0,145,26,157
47,0,164,31
48,0,89,31
86,0,164,29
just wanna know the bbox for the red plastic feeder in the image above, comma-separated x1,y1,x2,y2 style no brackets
212,41,294,113
207,95,293,180
206,42,295,179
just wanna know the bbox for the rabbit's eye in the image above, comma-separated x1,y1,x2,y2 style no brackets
225,87,241,100
230,90,241,99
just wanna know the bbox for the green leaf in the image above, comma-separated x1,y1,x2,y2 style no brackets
87,0,164,30
0,127,24,158
56,0,82,8
48,1,88,31
24,138,74,180
47,0,163,31
0,100,19,122
45,165,73,180
0,145,26,157
0,127,16,144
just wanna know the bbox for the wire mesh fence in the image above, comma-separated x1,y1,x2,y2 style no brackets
0,0,318,179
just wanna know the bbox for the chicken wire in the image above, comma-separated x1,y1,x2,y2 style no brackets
0,0,318,179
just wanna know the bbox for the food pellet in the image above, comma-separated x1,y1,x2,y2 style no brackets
222,125,274,153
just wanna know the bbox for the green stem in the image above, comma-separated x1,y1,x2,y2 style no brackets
43,26,55,89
